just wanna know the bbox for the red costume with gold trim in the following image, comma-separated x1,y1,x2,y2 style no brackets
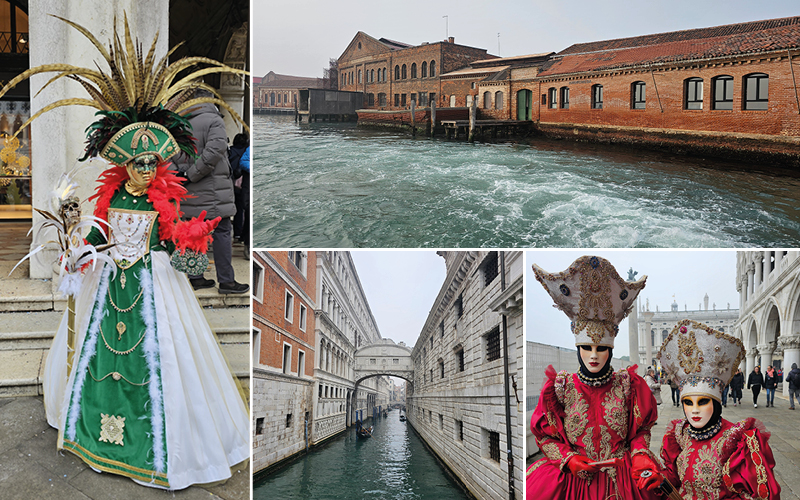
526,365,661,500
660,417,780,500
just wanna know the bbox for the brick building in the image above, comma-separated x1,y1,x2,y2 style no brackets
407,251,524,500
252,251,317,474
254,71,323,113
520,16,800,161
337,31,493,110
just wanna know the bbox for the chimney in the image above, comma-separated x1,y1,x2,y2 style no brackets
448,37,455,44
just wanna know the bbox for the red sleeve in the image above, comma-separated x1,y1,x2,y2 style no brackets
626,366,659,459
723,425,781,499
659,419,685,489
530,366,575,470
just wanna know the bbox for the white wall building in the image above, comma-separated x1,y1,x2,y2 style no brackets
735,251,800,391
407,251,524,500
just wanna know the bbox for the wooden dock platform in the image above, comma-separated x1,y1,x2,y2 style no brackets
440,119,533,140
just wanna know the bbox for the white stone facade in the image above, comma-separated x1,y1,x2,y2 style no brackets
407,251,524,500
735,251,800,391
636,297,739,368
252,370,313,472
312,251,390,444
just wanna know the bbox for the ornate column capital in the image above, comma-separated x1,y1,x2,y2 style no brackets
746,263,755,274
778,335,800,351
757,343,776,355
746,347,759,357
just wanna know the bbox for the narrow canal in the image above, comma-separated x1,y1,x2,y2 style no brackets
252,114,800,248
253,413,469,500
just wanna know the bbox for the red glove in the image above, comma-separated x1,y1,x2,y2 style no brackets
631,454,664,492
566,455,600,479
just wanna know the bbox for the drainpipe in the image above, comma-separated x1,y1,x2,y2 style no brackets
500,252,515,500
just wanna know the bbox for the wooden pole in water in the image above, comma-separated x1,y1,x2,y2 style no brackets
468,97,476,142
430,99,436,138
410,100,416,137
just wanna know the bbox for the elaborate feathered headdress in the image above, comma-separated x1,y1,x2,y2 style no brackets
0,13,249,164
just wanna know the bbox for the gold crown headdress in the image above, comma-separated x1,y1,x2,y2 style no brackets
532,255,647,348
658,319,745,402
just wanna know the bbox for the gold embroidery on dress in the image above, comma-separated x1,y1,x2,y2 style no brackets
582,426,597,460
539,440,563,462
744,431,769,500
527,459,548,477
99,413,125,446
598,426,613,461
564,379,589,445
546,411,558,436
602,378,627,438
120,269,127,289
116,321,126,340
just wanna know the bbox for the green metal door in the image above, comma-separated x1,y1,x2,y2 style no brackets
517,89,533,121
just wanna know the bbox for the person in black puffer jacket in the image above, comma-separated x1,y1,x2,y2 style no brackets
747,366,764,408
787,363,800,410
730,368,745,406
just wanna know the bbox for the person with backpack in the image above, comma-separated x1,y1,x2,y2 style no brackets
787,363,800,410
229,133,249,244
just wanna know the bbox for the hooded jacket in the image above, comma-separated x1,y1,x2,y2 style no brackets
173,103,235,219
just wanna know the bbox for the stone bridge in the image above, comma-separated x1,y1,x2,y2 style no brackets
351,339,413,424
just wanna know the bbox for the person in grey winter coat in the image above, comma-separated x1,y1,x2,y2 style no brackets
787,363,800,410
645,368,662,405
173,93,248,294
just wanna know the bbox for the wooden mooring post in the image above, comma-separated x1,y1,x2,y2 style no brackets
468,97,477,142
430,100,436,138
410,100,416,137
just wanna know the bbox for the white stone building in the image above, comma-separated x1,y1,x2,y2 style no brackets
407,251,524,500
312,251,391,444
636,296,739,368
734,251,800,391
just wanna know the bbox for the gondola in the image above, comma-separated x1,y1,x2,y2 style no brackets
399,413,406,422
356,421,373,439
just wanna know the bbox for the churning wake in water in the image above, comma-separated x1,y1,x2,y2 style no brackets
253,115,800,248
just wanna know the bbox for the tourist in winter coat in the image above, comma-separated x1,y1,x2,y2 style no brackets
633,320,781,500
669,377,680,407
730,369,745,406
764,366,778,408
645,369,662,405
748,366,764,408
787,363,800,410
527,256,659,500
173,94,248,294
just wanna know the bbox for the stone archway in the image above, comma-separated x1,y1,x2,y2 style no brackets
351,340,414,425
760,303,781,371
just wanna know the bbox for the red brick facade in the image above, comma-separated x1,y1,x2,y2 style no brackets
338,32,492,110
254,71,323,112
252,251,317,377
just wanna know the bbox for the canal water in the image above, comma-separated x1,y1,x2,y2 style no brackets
253,413,468,500
252,115,800,248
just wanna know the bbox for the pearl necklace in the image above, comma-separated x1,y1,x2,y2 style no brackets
578,368,614,387
687,419,722,441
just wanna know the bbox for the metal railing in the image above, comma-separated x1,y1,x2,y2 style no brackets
0,32,28,53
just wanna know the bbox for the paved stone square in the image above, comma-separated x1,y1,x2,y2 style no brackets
0,397,248,500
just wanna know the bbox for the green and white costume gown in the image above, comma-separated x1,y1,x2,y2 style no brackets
43,191,249,489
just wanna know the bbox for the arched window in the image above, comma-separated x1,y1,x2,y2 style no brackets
744,73,768,110
270,92,275,106
591,84,603,109
712,75,733,110
631,81,646,109
494,91,503,110
395,65,400,80
401,64,407,79
370,69,374,82
559,87,569,109
0,1,28,54
411,63,417,79
450,95,456,107
483,91,491,108
378,93,387,107
341,74,346,87
422,61,428,78
430,60,436,77
358,69,362,84
685,77,703,109
548,87,557,109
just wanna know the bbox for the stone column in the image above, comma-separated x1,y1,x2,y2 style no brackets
628,297,641,369
745,347,758,378
747,264,755,301
779,335,800,395
754,251,763,289
643,311,655,371
757,343,775,371
28,0,168,278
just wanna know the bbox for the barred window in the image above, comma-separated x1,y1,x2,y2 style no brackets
456,349,464,372
440,359,444,379
489,431,500,462
456,420,463,441
486,326,501,361
481,251,499,286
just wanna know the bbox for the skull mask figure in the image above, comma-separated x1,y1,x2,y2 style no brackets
59,196,82,230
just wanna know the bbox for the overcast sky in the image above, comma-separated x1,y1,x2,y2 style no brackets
253,0,798,78
525,250,739,357
350,250,446,349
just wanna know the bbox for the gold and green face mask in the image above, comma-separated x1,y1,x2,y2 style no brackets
125,154,158,196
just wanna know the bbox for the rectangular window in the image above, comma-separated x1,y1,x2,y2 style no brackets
482,251,499,287
419,92,428,106
367,93,375,106
486,326,501,361
455,292,463,318
592,85,603,109
394,94,400,106
489,431,500,462
378,93,387,107
285,290,294,322
713,76,733,110
253,258,265,302
410,93,416,104
439,321,444,338
685,78,703,110
299,304,307,331
456,419,463,441
560,87,569,109
440,360,444,379
283,344,291,374
744,74,768,110
430,368,433,382
401,94,407,106
456,349,464,372
319,384,323,398
632,82,646,109
439,414,444,430
286,413,292,428
430,335,434,348
548,88,557,109
256,417,264,435
541,93,547,105
298,350,305,377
